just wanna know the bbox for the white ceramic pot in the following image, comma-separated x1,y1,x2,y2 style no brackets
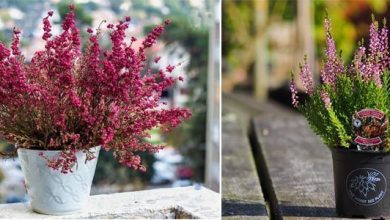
17,146,100,215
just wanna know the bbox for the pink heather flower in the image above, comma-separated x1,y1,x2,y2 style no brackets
320,90,331,109
0,5,191,173
125,16,131,22
379,24,388,64
369,22,381,57
367,20,388,86
351,20,389,86
289,73,299,108
142,21,170,49
352,46,366,74
42,14,52,41
48,11,53,16
299,55,314,95
11,28,21,56
178,76,184,81
87,28,93,33
154,56,161,63
0,43,10,60
166,65,175,73
321,17,344,86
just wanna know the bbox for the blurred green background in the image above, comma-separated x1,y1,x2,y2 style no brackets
222,0,390,103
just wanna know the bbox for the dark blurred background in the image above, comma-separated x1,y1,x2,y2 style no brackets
0,0,220,204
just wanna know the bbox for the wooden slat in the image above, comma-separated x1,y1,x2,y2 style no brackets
250,110,337,219
222,112,268,219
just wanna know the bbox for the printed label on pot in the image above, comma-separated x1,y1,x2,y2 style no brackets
352,108,388,151
346,168,386,206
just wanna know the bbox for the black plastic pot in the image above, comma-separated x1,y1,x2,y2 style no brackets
331,148,390,218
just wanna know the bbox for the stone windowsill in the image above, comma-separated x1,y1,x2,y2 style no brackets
0,186,220,219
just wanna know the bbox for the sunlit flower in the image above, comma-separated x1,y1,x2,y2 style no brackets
321,17,344,86
299,55,314,95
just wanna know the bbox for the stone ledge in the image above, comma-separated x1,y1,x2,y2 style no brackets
0,186,220,219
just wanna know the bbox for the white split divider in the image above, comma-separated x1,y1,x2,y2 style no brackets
0,186,220,219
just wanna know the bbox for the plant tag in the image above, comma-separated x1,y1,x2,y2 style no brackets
352,108,388,151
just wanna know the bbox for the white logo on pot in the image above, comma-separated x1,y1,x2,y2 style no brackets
346,168,386,206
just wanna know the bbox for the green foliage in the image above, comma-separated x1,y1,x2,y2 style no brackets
300,73,390,149
327,106,351,148
222,0,254,66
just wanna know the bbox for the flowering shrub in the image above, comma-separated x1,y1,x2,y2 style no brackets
0,5,191,173
290,16,390,151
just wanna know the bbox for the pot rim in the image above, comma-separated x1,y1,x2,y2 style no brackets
331,147,390,155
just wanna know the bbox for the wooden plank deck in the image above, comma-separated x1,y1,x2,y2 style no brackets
223,92,370,219
250,109,337,219
222,110,268,219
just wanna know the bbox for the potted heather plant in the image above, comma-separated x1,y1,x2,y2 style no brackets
0,5,191,215
290,16,390,218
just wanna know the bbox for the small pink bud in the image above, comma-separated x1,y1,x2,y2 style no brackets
13,28,21,34
154,56,161,63
166,65,175,73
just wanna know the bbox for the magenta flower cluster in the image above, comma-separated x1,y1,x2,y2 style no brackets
0,5,191,173
290,16,389,108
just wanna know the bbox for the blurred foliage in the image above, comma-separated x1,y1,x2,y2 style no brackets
0,10,12,22
161,18,208,183
269,0,297,21
222,0,297,91
94,151,156,185
223,0,390,92
0,0,44,12
143,1,209,182
314,0,390,62
313,0,356,61
222,0,254,69
57,1,93,26
93,129,160,185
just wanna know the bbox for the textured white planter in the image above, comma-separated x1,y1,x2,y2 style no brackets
17,146,100,215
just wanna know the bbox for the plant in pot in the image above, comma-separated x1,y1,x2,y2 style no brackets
290,16,390,218
0,5,191,215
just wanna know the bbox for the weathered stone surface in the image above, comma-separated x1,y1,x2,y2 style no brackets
0,186,220,219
